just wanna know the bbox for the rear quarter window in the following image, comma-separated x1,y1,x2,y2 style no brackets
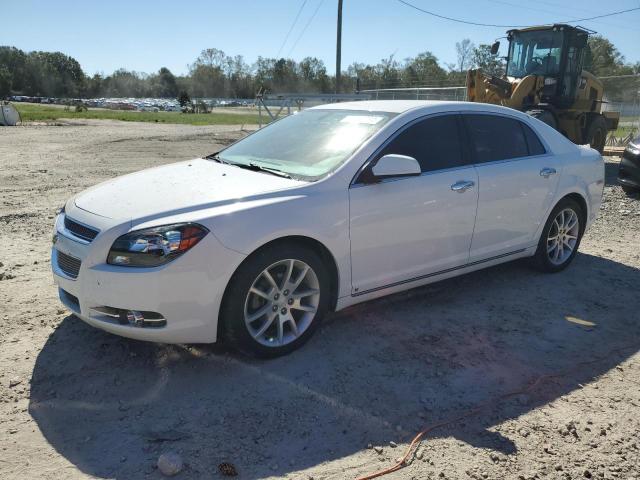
521,123,546,156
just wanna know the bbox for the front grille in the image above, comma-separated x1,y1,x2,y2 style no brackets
64,216,99,242
57,251,82,279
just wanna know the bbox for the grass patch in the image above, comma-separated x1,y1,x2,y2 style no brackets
15,103,267,126
612,116,639,138
612,124,638,139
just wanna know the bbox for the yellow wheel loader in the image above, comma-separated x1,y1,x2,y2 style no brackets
466,24,619,153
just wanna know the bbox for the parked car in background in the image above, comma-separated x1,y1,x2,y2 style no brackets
618,135,640,195
51,101,604,357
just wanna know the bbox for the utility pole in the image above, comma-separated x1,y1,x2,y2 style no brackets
335,0,343,94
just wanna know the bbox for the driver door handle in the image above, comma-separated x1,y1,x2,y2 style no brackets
451,180,475,193
540,167,557,178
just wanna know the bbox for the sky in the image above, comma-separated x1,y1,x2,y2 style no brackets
2,0,639,76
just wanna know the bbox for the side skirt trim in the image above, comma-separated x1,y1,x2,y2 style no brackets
352,249,527,297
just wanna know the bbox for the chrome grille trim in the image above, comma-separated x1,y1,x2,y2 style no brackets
57,251,82,279
64,216,99,242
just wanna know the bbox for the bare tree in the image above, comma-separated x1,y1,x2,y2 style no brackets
455,39,476,72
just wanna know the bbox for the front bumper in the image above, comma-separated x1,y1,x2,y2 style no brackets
51,210,245,344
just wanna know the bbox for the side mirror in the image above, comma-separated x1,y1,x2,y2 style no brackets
371,154,421,179
490,41,500,55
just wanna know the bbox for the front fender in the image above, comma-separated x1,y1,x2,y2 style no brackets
208,188,352,299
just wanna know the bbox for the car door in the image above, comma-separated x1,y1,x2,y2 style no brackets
349,114,479,295
463,113,562,262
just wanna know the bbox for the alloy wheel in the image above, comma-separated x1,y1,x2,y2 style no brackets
547,208,580,265
244,259,320,347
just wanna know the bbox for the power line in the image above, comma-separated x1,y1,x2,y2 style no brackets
276,0,309,58
484,0,640,32
288,0,325,57
397,0,640,28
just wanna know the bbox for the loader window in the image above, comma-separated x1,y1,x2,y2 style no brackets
562,45,582,99
507,30,563,78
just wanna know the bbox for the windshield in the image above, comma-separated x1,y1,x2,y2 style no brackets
506,30,563,78
217,109,395,180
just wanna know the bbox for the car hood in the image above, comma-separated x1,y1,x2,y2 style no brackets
73,158,305,220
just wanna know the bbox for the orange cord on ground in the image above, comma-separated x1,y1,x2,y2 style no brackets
355,345,636,480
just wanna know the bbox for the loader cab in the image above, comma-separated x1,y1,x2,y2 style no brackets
505,24,589,109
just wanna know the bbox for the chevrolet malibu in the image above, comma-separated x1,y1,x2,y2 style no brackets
52,101,604,356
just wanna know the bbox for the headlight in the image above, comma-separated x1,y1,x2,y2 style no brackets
627,142,639,155
107,223,209,267
544,77,557,86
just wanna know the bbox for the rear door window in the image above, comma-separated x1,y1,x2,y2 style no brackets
464,114,529,163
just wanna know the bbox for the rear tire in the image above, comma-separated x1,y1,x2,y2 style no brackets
531,198,585,273
585,115,607,154
221,242,329,358
621,185,639,196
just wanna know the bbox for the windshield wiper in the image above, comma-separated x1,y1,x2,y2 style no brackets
207,154,292,179
205,153,228,164
233,162,293,179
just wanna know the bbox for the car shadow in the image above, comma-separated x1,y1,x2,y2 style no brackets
29,252,640,479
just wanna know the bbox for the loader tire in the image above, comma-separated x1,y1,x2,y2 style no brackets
526,109,557,130
585,115,607,154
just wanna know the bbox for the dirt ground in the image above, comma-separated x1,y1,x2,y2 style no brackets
1,120,639,480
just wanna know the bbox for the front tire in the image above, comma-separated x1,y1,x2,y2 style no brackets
531,198,585,273
221,243,329,357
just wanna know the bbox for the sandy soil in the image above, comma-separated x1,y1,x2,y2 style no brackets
1,120,639,480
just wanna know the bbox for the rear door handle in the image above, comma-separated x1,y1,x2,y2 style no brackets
540,167,557,178
451,180,475,193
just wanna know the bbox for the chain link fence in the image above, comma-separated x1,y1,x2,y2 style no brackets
601,75,640,145
360,75,639,145
359,86,467,101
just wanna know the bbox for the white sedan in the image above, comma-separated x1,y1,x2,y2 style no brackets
52,101,604,356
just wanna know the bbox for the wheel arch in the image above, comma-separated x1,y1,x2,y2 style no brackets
218,235,341,339
534,189,589,249
561,192,588,229
550,191,589,234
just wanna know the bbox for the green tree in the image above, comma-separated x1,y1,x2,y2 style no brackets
0,46,28,94
177,90,191,107
157,67,178,97
189,48,228,97
85,73,104,98
25,51,85,96
402,52,447,86
472,44,506,77
584,36,626,76
0,65,11,96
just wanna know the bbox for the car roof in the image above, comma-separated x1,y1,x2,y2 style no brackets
309,100,530,118
309,100,448,113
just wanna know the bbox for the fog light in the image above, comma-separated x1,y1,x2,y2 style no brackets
92,306,167,328
126,310,145,327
